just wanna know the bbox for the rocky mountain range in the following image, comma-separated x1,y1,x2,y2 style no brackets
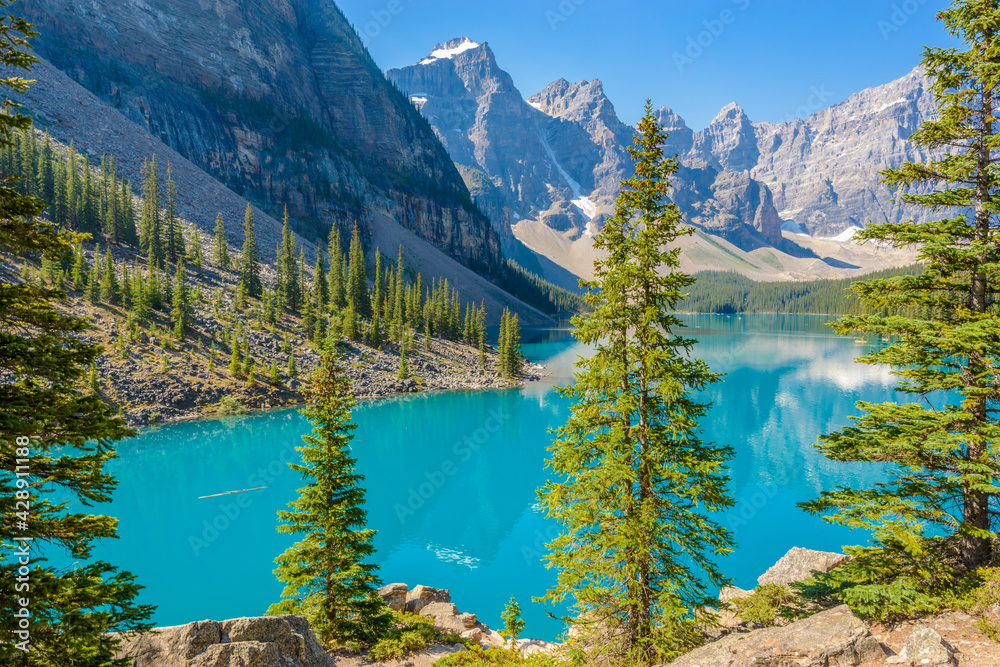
387,37,936,281
20,0,501,274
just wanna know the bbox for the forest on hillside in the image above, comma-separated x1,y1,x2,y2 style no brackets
678,265,924,315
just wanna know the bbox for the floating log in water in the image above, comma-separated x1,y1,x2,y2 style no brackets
197,486,268,499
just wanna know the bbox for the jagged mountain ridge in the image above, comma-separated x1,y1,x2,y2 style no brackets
21,0,501,273
688,67,937,237
388,37,936,255
387,38,788,253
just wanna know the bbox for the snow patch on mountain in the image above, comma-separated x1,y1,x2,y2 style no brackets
823,225,862,242
875,98,907,114
536,128,598,233
419,38,480,65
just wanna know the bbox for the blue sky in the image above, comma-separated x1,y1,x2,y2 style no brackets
335,0,960,130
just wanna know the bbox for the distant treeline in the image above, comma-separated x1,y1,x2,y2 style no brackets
499,259,588,316
678,265,925,315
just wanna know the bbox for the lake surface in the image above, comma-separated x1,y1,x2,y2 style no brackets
67,314,897,641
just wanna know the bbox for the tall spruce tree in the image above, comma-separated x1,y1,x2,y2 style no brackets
328,227,346,309
0,7,154,664
171,259,192,340
100,247,119,305
312,240,328,310
212,213,230,269
801,1,1000,588
538,102,734,664
239,203,261,298
163,163,183,264
346,222,371,319
268,341,391,644
497,308,509,376
278,206,300,311
139,155,163,266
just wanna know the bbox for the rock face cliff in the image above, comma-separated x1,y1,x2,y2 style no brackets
390,38,935,253
387,38,786,252
21,0,501,273
688,67,936,237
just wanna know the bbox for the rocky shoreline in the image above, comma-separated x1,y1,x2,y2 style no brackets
83,297,547,428
112,547,1000,666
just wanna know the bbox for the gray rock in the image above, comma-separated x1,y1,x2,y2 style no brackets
666,605,885,667
718,586,753,603
404,584,451,614
886,626,956,666
114,615,334,667
419,601,467,634
377,582,408,611
460,627,483,642
757,546,851,587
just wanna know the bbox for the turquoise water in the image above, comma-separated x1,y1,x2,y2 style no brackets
70,314,894,641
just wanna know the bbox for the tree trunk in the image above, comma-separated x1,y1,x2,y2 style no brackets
962,74,994,570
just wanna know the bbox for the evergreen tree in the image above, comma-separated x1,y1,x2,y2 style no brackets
301,296,315,341
312,239,328,310
801,1,1000,582
298,246,307,310
37,130,53,202
163,163,184,264
347,222,371,318
369,308,383,349
53,138,67,223
132,267,152,321
121,265,132,311
80,155,97,235
66,140,78,228
70,241,87,289
398,348,409,380
139,155,163,265
85,261,98,303
212,213,230,269
328,227,346,309
189,227,204,278
287,353,297,379
0,10,154,663
343,304,358,342
171,260,192,340
239,203,261,298
503,311,522,377
537,102,734,664
120,178,138,246
372,249,384,318
100,248,119,305
268,341,392,644
278,206,300,311
229,343,242,377
391,247,405,343
497,309,509,376
477,301,487,369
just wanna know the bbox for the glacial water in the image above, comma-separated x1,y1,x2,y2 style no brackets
62,314,897,641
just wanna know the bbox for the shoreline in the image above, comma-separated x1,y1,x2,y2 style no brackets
142,360,548,430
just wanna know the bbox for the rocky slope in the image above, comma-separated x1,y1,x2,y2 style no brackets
9,48,550,325
387,38,784,253
21,0,502,273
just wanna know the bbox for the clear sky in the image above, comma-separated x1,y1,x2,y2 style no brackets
334,0,961,130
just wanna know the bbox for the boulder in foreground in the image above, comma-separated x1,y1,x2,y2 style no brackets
114,615,335,667
757,546,851,587
666,604,885,667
